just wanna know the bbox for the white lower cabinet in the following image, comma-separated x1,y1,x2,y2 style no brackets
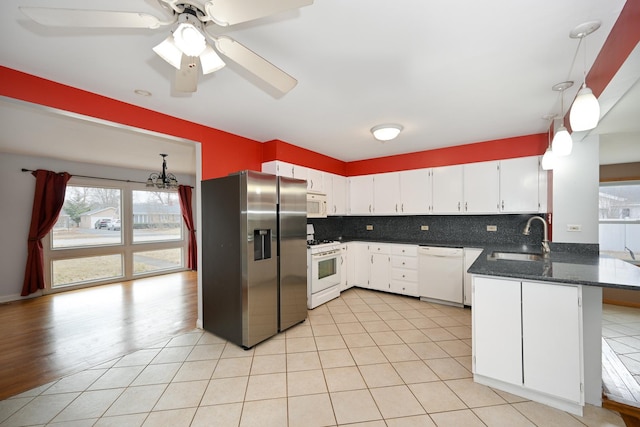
390,245,418,296
368,244,391,291
463,248,483,306
339,244,349,291
472,275,602,416
347,242,370,288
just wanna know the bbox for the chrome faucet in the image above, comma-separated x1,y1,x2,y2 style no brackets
523,216,550,254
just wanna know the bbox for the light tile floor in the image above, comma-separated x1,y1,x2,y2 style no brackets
0,288,626,427
603,303,640,383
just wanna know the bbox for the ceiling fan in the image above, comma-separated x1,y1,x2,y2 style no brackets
19,0,313,94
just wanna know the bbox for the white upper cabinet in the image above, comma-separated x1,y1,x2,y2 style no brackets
325,173,348,216
307,168,324,193
349,175,374,215
499,156,540,213
399,168,432,214
432,165,464,214
373,172,401,215
262,160,307,181
463,161,500,214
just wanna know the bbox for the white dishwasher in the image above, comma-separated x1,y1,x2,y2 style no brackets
418,246,464,306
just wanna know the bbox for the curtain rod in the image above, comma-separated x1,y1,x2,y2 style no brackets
21,168,194,188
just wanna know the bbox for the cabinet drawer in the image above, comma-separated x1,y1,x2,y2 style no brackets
391,281,418,297
391,256,418,270
391,268,418,282
369,244,390,254
391,245,417,257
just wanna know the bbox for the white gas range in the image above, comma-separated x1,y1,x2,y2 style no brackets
307,225,342,309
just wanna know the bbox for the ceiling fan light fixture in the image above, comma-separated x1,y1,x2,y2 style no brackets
200,45,226,75
153,35,182,69
173,22,207,57
371,124,403,141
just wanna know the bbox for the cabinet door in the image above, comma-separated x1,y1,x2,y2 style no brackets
348,242,369,287
370,253,390,291
432,165,463,214
463,248,483,306
373,172,400,215
464,161,499,213
339,244,348,291
349,175,374,215
332,175,348,215
522,281,582,403
500,156,540,213
400,168,432,214
291,164,308,182
473,276,522,386
307,169,323,193
538,166,548,213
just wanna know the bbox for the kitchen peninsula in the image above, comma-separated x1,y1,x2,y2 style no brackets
468,247,640,416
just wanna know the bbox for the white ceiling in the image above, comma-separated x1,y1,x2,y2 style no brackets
0,0,638,175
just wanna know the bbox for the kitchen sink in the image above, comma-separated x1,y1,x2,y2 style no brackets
488,251,543,262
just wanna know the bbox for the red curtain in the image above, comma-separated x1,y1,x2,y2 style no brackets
21,170,71,296
178,185,197,270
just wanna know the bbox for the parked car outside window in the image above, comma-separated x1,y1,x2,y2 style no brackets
108,219,121,231
94,219,112,229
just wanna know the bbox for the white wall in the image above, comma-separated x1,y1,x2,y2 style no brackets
552,134,600,244
0,152,196,302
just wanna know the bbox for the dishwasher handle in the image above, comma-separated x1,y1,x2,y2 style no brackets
418,247,463,257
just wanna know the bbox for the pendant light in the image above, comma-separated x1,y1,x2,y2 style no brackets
569,21,601,132
551,81,573,156
541,115,556,170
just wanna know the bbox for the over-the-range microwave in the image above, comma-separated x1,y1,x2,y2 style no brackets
307,193,327,218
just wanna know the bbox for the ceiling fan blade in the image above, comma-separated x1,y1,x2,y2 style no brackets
214,36,297,95
19,7,172,29
175,55,199,93
204,0,313,26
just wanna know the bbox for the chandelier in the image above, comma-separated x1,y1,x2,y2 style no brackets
146,154,178,189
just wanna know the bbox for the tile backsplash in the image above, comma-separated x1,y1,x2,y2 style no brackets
308,214,548,247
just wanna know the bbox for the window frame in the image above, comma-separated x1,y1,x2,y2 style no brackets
43,177,187,293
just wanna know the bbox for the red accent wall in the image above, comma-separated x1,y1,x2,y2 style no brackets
347,134,548,176
262,140,346,175
0,67,263,179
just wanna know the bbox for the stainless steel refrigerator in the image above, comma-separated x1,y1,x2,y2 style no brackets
201,170,307,348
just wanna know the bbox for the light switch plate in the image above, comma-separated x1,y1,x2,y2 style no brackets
420,225,429,231
567,224,582,232
366,225,374,231
486,225,497,232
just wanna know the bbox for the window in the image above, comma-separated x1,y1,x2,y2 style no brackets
599,181,640,264
45,178,187,291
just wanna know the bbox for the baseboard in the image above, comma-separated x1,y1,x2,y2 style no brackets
604,299,640,309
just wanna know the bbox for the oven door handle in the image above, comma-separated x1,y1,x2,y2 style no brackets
312,249,341,259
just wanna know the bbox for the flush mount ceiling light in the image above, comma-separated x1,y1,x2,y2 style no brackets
147,154,178,190
551,81,574,156
371,124,403,141
569,20,601,132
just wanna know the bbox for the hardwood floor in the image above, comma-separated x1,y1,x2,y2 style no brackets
0,271,197,401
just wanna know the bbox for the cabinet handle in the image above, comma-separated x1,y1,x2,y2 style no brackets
501,200,505,210
369,204,372,213
310,179,313,189
465,202,468,211
401,203,404,212
402,262,405,265
333,205,337,213
371,255,373,264
395,203,398,212
291,166,294,176
457,201,461,211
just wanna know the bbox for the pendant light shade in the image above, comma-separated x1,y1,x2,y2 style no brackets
569,85,600,131
541,147,556,170
552,125,572,156
569,21,601,132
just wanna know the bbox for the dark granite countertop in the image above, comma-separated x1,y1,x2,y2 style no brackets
468,246,640,290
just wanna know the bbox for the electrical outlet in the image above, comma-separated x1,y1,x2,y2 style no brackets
567,224,582,232
486,225,497,232
420,225,429,231
366,225,374,231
